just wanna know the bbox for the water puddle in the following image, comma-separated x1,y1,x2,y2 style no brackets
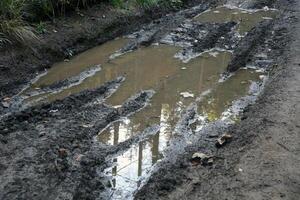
15,6,270,199
99,50,232,144
197,69,263,122
19,38,129,103
21,44,183,104
194,6,278,34
36,38,128,87
99,50,264,199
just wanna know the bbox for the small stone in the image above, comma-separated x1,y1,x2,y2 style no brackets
207,157,214,165
180,92,194,98
259,75,265,80
263,6,269,11
81,124,91,128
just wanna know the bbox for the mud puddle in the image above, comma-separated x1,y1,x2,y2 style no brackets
18,39,265,200
194,6,278,35
19,43,183,105
196,69,264,122
99,51,265,199
13,5,271,199
99,50,232,144
16,5,275,106
19,38,129,104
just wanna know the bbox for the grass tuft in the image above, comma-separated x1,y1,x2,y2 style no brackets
0,0,183,48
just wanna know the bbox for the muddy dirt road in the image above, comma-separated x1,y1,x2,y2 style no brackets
0,0,299,200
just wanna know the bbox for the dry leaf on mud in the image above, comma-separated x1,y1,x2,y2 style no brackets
216,133,233,148
3,97,11,101
191,152,214,166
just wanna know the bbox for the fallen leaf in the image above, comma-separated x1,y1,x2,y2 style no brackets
3,97,11,101
216,133,233,148
191,152,213,166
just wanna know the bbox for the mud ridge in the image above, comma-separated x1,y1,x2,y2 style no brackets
227,19,274,72
0,82,155,200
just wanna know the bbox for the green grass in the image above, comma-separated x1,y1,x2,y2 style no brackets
0,0,39,47
0,0,182,48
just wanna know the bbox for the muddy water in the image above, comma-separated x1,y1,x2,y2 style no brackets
99,51,232,144
29,38,128,89
17,7,269,198
197,69,263,122
99,51,264,199
194,6,278,34
22,44,182,104
20,6,276,104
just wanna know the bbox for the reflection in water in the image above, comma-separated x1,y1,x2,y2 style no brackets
194,6,278,34
105,141,153,199
23,44,181,104
18,30,266,199
99,50,232,144
197,69,263,122
103,67,264,199
99,51,255,199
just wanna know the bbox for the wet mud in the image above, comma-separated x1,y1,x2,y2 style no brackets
134,0,296,199
0,0,296,199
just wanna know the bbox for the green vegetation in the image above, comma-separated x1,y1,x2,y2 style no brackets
0,0,38,47
0,0,182,48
